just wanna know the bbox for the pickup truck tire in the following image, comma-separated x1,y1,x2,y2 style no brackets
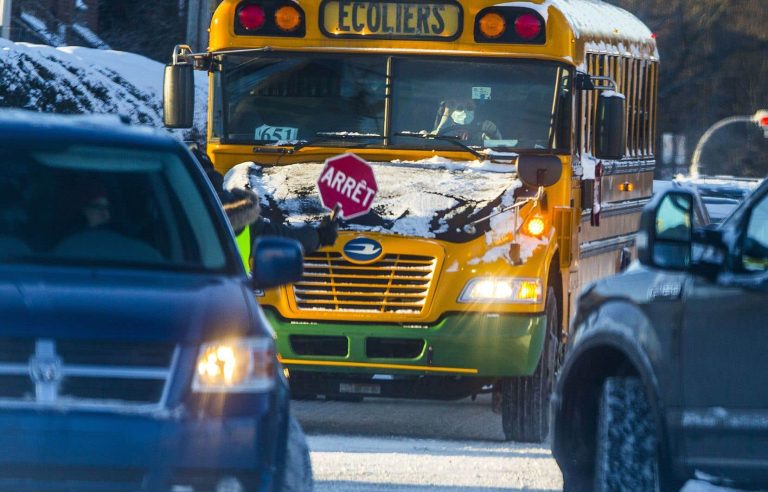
282,416,314,492
594,377,659,492
501,286,559,443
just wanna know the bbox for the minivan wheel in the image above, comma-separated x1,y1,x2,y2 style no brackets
501,286,559,443
282,416,314,492
594,377,660,492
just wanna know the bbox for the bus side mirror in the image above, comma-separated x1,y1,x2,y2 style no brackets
163,46,195,129
517,155,562,188
594,92,626,160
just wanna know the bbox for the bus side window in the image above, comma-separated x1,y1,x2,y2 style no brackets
553,70,572,151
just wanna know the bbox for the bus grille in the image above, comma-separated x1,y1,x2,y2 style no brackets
293,252,436,314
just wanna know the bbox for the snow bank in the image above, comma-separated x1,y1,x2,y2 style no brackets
0,40,207,141
223,160,521,241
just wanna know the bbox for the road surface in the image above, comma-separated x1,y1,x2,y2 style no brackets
294,395,740,491
293,395,563,491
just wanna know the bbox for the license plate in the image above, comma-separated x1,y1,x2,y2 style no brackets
339,382,381,395
321,0,462,40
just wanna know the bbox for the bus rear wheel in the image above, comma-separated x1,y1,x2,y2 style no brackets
500,286,559,443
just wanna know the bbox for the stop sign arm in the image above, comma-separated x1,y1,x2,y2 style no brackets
329,204,341,222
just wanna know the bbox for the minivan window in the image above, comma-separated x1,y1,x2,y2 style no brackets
0,145,231,272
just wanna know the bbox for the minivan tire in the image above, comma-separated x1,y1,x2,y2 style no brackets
594,377,659,492
501,286,559,442
282,416,314,491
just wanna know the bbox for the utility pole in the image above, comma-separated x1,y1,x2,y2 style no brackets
186,0,214,52
0,0,12,40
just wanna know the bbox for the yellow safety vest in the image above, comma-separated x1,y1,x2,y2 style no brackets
235,225,251,272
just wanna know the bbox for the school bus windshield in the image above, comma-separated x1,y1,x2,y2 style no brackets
220,53,571,153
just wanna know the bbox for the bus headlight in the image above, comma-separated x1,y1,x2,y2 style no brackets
192,337,275,393
458,277,542,304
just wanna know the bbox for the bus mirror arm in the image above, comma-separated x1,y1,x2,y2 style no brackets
575,72,595,91
537,185,548,212
170,44,212,71
461,190,537,235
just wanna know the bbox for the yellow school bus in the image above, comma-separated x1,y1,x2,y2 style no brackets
164,0,658,442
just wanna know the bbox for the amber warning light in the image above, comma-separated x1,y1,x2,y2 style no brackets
275,5,302,31
478,12,506,38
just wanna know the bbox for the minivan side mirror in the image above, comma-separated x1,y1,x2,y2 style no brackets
637,190,693,270
594,92,626,160
250,237,304,290
163,46,195,129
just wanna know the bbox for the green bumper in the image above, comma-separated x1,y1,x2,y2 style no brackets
264,309,547,377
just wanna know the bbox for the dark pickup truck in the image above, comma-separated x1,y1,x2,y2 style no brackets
552,177,768,490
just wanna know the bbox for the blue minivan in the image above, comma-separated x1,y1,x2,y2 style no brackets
0,110,311,491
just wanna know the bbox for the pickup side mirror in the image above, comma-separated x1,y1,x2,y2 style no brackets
251,237,304,290
637,190,693,269
163,46,195,129
594,92,626,160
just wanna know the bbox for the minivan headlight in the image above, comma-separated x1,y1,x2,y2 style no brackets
192,337,275,393
458,277,542,304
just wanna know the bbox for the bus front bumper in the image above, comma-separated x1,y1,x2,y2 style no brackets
265,309,547,378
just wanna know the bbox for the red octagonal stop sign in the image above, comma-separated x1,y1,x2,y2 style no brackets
317,153,378,219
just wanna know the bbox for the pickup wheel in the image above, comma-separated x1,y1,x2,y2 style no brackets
594,377,660,492
282,416,314,492
501,286,559,443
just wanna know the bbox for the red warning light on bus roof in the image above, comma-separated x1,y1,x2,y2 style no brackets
514,13,542,40
238,4,266,31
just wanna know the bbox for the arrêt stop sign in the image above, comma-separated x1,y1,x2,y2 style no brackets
317,153,378,219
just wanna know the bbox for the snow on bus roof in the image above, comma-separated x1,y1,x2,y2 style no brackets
499,0,653,44
551,0,653,43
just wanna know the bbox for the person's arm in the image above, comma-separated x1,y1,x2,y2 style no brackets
251,219,319,253
222,188,260,233
190,148,261,233
251,217,338,254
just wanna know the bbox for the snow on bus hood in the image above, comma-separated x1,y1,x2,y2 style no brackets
223,158,521,241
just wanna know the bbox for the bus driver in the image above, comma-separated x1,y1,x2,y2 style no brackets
432,98,501,144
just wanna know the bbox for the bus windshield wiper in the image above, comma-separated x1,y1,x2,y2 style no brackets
290,132,383,153
253,132,384,154
253,132,383,155
394,131,487,161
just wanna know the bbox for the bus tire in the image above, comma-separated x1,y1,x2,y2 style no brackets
282,416,314,492
594,377,660,492
501,286,559,443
